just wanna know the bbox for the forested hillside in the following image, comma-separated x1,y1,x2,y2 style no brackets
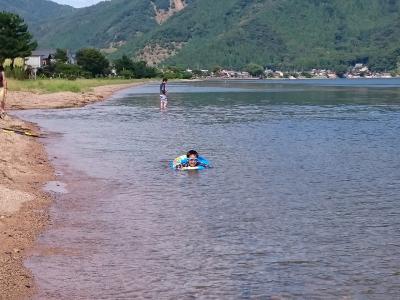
2,0,400,71
1,0,191,51
39,0,157,50
0,0,75,27
115,0,400,71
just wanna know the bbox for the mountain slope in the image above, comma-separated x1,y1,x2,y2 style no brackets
35,0,158,50
114,0,400,70
2,0,400,71
0,0,75,26
35,0,192,50
1,0,191,51
122,0,285,67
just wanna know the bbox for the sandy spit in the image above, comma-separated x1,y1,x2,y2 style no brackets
8,81,148,110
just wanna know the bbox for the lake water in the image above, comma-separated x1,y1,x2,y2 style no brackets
18,79,400,299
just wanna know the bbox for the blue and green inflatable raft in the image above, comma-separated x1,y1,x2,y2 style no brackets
171,155,210,170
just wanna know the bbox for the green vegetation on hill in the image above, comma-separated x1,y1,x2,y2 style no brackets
0,0,75,28
0,0,168,50
0,9,187,82
2,0,400,71
35,0,160,49
118,0,400,71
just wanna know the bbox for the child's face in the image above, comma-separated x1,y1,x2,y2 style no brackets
188,154,198,167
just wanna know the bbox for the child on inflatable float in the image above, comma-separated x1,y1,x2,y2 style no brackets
173,150,210,170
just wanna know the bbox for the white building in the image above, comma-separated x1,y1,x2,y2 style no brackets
25,49,57,69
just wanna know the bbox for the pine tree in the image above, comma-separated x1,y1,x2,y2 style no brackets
0,12,37,61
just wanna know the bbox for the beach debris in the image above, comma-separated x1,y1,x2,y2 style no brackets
1,127,40,138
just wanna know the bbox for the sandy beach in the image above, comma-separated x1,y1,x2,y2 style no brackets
8,82,147,110
0,81,146,299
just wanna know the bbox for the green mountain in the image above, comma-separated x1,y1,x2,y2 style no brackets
0,0,75,27
30,0,193,51
2,0,400,71
114,0,400,71
0,0,190,51
35,0,160,50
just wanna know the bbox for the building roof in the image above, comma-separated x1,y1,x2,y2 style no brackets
30,49,57,57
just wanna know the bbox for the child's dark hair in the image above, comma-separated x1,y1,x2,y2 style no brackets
163,78,168,82
0,65,4,72
186,150,198,158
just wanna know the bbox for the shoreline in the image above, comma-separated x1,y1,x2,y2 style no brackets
8,81,150,110
0,80,149,299
204,76,400,81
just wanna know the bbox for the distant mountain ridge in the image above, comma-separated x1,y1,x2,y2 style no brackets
34,0,192,52
1,0,190,51
122,0,400,71
2,0,400,71
0,0,75,26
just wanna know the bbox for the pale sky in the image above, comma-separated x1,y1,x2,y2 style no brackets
52,0,108,8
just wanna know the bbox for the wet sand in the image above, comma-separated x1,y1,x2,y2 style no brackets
0,81,147,299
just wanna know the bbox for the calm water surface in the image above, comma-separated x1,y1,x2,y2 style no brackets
18,79,400,299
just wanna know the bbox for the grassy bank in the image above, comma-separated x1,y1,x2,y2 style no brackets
8,78,152,93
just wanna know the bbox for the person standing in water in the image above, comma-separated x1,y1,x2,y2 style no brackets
0,65,7,118
159,78,168,109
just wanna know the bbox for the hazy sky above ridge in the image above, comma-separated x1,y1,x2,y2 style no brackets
52,0,108,8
